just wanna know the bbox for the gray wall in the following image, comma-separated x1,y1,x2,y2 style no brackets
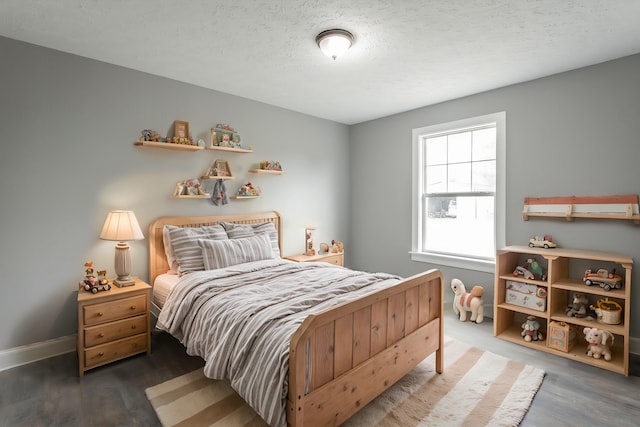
0,37,350,351
349,54,640,338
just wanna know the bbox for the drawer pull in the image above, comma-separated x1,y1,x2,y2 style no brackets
98,312,104,317
98,352,104,357
98,333,105,338
130,305,136,310
131,325,136,330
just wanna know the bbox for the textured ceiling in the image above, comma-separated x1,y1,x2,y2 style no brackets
2,0,640,124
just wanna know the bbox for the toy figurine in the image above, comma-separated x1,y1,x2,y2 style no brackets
80,261,111,294
521,316,544,341
583,327,614,361
451,278,484,323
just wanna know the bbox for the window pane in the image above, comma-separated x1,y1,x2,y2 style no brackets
426,135,447,165
448,132,471,164
472,159,496,192
447,163,471,192
426,165,446,193
472,128,496,161
423,195,495,259
427,196,456,218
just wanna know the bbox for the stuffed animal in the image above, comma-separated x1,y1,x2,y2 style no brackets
331,240,344,253
521,316,544,341
583,327,614,361
565,292,596,319
451,278,484,323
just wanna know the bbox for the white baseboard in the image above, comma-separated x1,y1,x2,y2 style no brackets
0,334,76,372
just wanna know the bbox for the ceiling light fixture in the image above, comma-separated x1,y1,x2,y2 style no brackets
316,29,354,60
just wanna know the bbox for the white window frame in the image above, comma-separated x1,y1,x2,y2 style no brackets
410,112,506,273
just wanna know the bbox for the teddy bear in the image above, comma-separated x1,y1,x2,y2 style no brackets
330,240,344,253
521,316,544,341
565,292,596,320
583,327,614,361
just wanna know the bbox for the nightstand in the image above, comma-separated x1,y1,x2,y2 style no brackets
77,277,151,376
285,252,344,266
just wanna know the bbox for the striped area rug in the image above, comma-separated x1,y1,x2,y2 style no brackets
145,337,544,426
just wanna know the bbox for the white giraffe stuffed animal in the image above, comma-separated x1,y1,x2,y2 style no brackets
451,278,484,323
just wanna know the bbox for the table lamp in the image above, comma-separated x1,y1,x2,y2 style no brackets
99,210,144,287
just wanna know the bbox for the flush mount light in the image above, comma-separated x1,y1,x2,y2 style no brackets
315,29,354,60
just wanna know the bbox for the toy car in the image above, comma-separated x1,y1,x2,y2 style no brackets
513,265,534,279
583,268,622,291
528,235,557,249
82,277,112,294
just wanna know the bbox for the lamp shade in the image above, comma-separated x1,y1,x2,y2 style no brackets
100,210,144,242
316,29,354,60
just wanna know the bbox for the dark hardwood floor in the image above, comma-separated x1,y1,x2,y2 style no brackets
1,308,638,426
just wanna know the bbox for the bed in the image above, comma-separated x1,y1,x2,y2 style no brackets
149,211,443,427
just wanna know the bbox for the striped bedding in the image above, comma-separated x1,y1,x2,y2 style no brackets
156,259,401,427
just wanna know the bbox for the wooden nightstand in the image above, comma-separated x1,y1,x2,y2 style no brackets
77,277,151,376
285,252,344,266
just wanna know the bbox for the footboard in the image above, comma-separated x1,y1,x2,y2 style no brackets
287,268,443,427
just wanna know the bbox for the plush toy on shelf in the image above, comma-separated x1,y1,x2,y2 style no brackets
521,315,544,342
583,327,614,361
565,292,596,320
450,278,484,323
330,240,344,253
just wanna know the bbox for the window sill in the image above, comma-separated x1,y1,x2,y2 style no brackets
409,251,495,273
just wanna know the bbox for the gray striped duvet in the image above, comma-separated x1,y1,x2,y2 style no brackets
156,259,401,427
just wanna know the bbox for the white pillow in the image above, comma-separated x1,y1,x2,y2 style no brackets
222,221,281,258
166,224,228,275
198,234,275,270
162,226,179,274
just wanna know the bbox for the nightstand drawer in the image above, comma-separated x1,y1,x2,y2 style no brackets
84,333,147,369
84,314,148,347
320,254,343,266
83,294,147,326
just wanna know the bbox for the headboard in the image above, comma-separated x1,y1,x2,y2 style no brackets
148,211,282,285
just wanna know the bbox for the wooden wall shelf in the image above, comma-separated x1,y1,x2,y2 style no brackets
249,169,284,175
522,195,640,224
200,175,234,180
134,141,203,151
207,146,253,153
172,194,210,199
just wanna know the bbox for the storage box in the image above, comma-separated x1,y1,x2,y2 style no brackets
505,280,547,312
547,321,578,352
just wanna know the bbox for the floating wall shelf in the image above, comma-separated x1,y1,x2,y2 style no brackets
523,195,640,224
134,141,203,151
207,146,253,153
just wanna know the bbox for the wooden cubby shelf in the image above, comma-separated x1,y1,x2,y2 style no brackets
494,245,632,375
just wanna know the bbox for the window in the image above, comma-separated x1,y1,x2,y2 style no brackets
411,112,505,272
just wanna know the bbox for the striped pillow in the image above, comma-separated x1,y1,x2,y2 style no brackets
222,222,281,258
166,224,228,275
198,234,275,270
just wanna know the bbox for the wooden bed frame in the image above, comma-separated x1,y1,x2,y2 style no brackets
148,211,443,427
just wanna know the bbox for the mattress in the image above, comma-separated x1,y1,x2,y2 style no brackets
152,273,180,309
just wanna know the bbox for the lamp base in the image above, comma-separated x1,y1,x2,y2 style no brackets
113,277,135,287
